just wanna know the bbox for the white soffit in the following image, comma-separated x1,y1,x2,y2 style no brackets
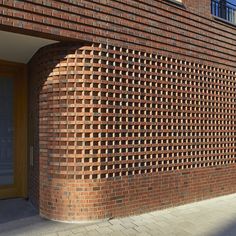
0,30,57,63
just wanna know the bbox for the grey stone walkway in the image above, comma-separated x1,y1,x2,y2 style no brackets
1,194,236,236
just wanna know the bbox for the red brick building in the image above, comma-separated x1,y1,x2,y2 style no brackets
0,0,236,222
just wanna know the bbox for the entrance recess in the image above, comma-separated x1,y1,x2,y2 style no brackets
0,60,27,199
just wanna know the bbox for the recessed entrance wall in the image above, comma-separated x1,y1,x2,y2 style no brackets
0,30,57,201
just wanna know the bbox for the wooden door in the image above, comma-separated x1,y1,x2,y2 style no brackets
0,60,27,199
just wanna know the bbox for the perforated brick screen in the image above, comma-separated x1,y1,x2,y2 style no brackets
38,43,236,180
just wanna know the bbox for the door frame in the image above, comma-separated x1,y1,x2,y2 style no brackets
0,60,27,199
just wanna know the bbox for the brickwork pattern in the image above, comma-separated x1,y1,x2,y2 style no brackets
29,43,236,221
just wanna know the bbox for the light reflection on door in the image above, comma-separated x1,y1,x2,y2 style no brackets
0,78,14,186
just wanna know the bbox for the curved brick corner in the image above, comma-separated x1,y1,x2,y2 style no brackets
28,42,236,222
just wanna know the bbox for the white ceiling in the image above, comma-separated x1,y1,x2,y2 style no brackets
0,30,57,63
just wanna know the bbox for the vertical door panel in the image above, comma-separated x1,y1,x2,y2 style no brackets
0,78,14,186
0,61,27,199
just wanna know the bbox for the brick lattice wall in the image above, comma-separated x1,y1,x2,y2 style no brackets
29,43,236,221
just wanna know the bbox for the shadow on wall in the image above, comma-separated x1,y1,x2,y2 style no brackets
28,42,86,212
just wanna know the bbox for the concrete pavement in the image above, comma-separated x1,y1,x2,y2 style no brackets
1,194,236,236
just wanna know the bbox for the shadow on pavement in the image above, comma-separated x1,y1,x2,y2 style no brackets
0,198,38,224
213,220,236,236
0,198,97,236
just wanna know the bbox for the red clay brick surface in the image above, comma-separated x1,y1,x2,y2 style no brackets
6,0,235,221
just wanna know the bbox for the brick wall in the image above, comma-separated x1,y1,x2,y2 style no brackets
1,0,236,67
29,42,236,221
5,0,234,222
